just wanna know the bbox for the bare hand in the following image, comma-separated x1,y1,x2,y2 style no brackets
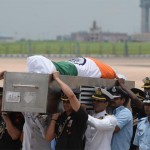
116,78,126,89
51,113,60,120
118,78,125,85
52,71,60,80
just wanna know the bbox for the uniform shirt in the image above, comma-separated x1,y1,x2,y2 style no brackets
22,112,51,150
0,112,24,150
55,107,88,150
85,110,117,150
133,117,150,150
130,107,146,150
111,106,133,150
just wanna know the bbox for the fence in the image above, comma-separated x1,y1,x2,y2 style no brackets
0,40,150,57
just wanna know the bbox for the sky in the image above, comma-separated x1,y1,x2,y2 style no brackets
0,0,141,40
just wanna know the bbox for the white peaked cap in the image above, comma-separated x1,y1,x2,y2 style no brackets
27,55,56,74
143,99,150,103
101,88,114,100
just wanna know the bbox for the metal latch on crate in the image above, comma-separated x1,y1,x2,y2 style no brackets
13,84,39,89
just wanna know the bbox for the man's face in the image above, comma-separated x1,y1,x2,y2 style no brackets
92,99,108,113
62,100,73,112
144,103,150,116
110,97,125,109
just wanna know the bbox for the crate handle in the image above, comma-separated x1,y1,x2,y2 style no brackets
13,84,39,89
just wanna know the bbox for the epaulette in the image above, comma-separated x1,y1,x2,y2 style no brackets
98,113,108,119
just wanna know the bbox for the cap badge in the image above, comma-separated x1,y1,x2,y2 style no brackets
112,86,116,92
145,92,150,99
95,88,102,96
143,77,150,84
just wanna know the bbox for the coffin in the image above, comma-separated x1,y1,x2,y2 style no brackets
2,72,135,113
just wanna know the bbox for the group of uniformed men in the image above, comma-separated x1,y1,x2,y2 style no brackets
0,70,150,150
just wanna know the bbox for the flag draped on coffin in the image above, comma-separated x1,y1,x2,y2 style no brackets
27,55,126,79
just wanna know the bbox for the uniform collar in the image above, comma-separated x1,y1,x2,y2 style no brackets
113,105,125,115
93,110,107,118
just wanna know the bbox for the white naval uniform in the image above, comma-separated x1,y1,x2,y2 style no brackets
85,110,117,150
22,113,51,150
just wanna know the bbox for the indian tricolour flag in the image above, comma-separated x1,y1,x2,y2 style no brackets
27,55,126,79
